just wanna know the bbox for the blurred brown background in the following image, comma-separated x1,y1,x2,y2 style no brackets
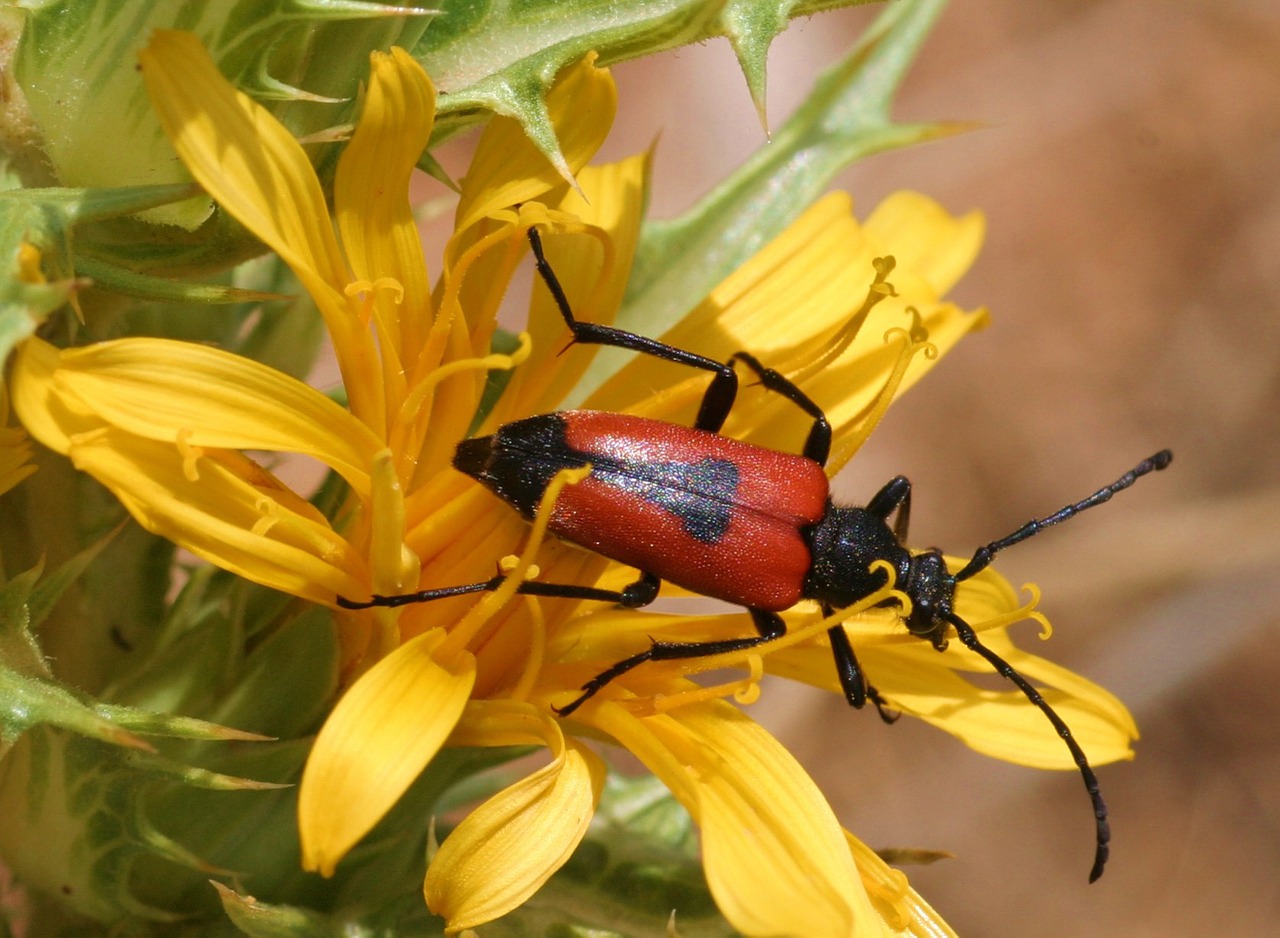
586,1,1280,934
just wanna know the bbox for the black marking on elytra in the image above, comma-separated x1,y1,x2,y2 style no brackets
454,414,740,542
594,456,738,543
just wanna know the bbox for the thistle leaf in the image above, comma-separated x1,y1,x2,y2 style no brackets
625,0,955,333
416,0,880,185
5,0,882,281
212,882,333,937
0,183,220,365
25,522,121,632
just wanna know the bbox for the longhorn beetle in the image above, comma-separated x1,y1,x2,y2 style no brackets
341,226,1172,882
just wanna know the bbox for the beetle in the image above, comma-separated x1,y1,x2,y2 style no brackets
340,226,1172,882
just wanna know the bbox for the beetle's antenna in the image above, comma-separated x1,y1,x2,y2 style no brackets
944,611,1109,882
953,450,1172,583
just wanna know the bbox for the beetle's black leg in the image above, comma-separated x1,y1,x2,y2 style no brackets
339,569,661,610
555,607,787,717
825,614,899,724
944,611,1109,883
953,450,1173,583
865,685,899,724
728,351,833,465
527,227,739,432
865,475,913,543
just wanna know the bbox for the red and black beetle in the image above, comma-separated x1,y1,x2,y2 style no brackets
341,227,1172,882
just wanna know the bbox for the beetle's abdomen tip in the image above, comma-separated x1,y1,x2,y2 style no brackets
454,435,494,478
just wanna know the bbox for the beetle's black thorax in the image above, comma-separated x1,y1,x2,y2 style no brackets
804,505,955,648
803,504,910,608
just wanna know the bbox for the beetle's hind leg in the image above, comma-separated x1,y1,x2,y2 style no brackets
555,607,787,717
729,351,833,466
527,227,739,433
339,570,660,610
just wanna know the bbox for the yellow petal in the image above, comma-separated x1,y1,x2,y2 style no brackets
453,54,617,237
492,153,650,423
47,338,382,494
863,191,984,298
9,337,92,454
368,449,417,598
139,31,349,305
595,700,880,937
0,426,35,498
894,629,1138,768
299,629,475,875
425,701,605,931
430,62,625,452
878,566,1136,768
675,193,884,356
767,627,1136,771
584,191,986,469
335,47,436,366
13,342,366,602
585,192,869,419
760,563,1137,769
69,429,365,602
0,384,35,498
1005,640,1139,742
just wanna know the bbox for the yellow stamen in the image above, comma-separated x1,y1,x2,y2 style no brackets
16,242,45,284
397,332,533,429
515,203,618,315
790,255,900,386
369,449,415,589
973,582,1049,640
249,511,278,539
345,277,405,328
436,222,526,345
868,864,913,931
733,656,765,704
827,330,935,473
506,595,548,703
626,656,766,717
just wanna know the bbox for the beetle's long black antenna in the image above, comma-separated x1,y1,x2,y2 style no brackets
944,611,1109,883
954,450,1172,583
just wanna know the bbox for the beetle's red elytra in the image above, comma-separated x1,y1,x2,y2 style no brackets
456,411,828,612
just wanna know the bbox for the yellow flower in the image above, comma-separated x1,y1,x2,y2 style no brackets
0,384,35,500
7,31,1137,937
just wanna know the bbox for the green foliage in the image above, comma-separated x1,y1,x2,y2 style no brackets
0,0,962,933
414,0,881,177
2,0,881,299
0,182,288,365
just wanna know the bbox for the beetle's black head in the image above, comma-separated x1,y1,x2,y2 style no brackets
806,452,1172,885
899,549,955,649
